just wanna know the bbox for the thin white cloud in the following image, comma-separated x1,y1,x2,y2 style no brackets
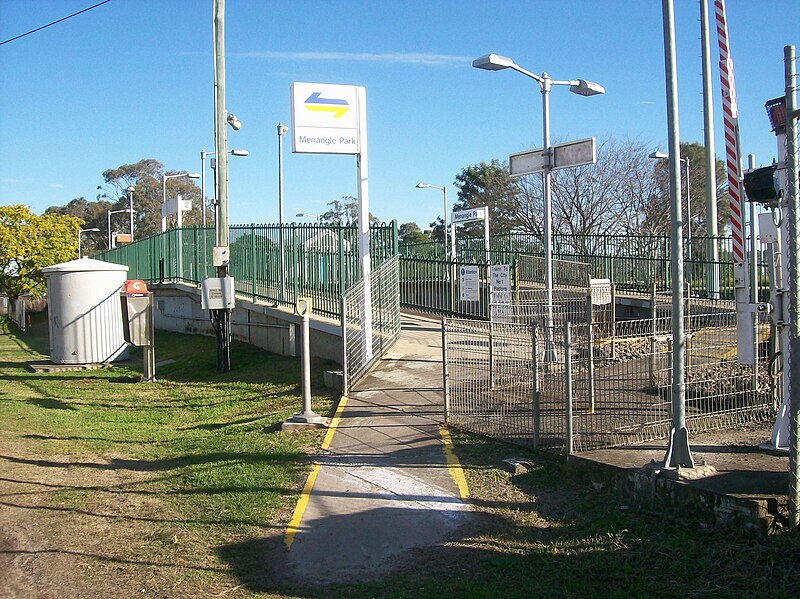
232,50,471,67
49,183,65,189
638,101,656,105
2,178,23,184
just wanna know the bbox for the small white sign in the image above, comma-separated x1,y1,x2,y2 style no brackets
490,264,511,292
162,197,193,217
459,265,480,302
291,82,361,155
451,207,487,224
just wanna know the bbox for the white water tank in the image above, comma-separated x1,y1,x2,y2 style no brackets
42,258,129,364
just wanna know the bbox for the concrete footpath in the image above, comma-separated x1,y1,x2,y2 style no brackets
284,313,471,584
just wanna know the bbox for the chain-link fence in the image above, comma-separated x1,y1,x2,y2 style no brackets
342,255,401,393
444,292,775,455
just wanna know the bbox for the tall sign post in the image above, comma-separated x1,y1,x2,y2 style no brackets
291,82,372,357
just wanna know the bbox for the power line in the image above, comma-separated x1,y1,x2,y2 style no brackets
0,0,113,47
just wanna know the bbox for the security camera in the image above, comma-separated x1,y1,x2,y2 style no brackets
227,113,242,131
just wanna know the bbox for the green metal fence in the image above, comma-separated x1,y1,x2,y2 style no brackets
401,231,768,301
98,222,398,319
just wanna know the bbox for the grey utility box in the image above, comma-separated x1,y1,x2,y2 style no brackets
120,280,152,347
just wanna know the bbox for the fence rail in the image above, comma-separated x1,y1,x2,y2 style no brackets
98,222,398,319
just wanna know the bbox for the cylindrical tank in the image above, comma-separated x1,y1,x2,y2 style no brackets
42,258,129,364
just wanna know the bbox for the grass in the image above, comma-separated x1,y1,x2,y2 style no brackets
2,312,800,598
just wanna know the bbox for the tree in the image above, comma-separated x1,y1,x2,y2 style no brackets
0,205,82,300
398,222,431,245
452,160,520,237
319,196,379,225
45,197,111,255
647,141,729,237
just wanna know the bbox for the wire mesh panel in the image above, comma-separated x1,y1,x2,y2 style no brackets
342,255,401,391
446,318,536,445
443,292,775,455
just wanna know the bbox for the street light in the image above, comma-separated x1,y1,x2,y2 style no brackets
200,149,248,227
161,172,200,232
107,208,133,250
473,53,604,359
78,228,100,259
296,211,320,224
650,151,691,257
415,183,449,260
277,123,289,301
126,186,135,242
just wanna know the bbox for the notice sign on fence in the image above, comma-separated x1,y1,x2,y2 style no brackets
460,266,480,302
490,264,511,292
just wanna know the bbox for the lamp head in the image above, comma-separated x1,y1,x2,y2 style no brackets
472,53,516,71
230,149,249,157
187,172,201,179
277,123,288,135
126,186,135,193
416,183,430,189
227,113,242,130
648,151,669,160
569,79,605,96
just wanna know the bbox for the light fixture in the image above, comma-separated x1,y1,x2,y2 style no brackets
227,113,242,130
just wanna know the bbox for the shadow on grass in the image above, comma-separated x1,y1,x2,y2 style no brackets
25,397,78,410
0,450,301,472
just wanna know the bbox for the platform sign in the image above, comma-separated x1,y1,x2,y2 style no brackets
490,264,511,292
451,207,487,224
291,82,361,154
459,265,480,302
510,137,596,177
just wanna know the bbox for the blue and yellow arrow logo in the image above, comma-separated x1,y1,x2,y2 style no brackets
304,92,349,118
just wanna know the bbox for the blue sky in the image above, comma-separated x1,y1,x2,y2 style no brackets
0,0,797,230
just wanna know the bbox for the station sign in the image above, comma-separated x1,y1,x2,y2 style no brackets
451,207,487,224
510,137,596,177
490,264,511,292
291,82,362,155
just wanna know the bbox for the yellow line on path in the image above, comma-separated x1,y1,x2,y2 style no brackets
321,395,348,450
285,395,349,549
284,462,321,549
439,426,470,499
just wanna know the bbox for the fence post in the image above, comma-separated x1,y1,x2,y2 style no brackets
442,318,450,423
610,282,617,359
340,295,348,397
586,292,595,414
649,282,657,389
251,225,257,302
532,325,540,449
564,321,573,456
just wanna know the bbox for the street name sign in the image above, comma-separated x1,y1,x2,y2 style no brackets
291,82,362,154
509,137,597,177
451,206,487,224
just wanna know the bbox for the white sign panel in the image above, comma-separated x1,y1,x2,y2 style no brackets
509,149,546,176
490,264,511,292
509,137,597,177
451,207,487,224
459,265,480,302
553,137,596,170
162,197,193,217
291,82,361,154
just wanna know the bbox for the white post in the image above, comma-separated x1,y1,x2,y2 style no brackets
278,123,287,301
357,86,373,358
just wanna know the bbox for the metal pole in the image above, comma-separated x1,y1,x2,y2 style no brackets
782,43,799,528
128,188,134,241
662,0,693,468
531,325,540,448
161,175,167,233
213,0,231,372
78,232,82,259
564,321,573,456
700,0,720,299
201,151,207,228
685,158,692,260
443,187,448,261
278,123,287,302
542,75,556,362
586,292,595,414
107,210,112,250
442,318,450,422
